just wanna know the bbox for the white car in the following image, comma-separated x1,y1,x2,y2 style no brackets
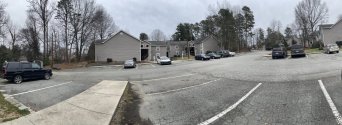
229,51,236,56
156,56,172,65
324,44,339,54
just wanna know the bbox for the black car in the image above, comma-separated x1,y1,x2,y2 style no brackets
272,44,287,59
206,53,221,59
1,62,53,84
195,54,211,60
291,45,306,58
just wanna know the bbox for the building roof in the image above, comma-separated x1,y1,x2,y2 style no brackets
95,30,141,44
148,41,167,46
168,41,190,46
319,24,333,29
319,19,342,30
194,36,220,44
94,39,106,44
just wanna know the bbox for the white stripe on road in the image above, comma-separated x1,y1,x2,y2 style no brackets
9,81,73,97
133,74,194,82
198,83,262,125
318,80,342,124
147,79,221,96
150,64,156,68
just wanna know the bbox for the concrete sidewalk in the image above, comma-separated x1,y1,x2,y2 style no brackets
2,80,127,125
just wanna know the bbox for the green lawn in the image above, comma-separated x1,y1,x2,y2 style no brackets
305,48,322,54
0,92,29,122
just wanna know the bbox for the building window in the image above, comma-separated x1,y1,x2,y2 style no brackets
146,45,149,47
176,51,179,55
156,47,160,51
175,46,178,49
156,53,160,57
141,45,143,48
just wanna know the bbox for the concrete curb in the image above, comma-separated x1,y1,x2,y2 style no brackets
1,80,127,125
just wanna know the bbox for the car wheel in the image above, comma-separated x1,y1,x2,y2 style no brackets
44,73,51,80
13,75,23,84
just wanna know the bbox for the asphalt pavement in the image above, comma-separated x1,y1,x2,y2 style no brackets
2,51,342,124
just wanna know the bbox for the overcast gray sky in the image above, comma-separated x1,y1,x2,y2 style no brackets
3,0,342,39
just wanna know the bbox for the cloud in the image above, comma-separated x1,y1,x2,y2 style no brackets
4,0,342,38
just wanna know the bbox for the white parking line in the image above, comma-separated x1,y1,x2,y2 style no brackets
133,74,194,82
147,79,221,96
9,81,73,97
150,64,156,68
198,83,262,125
318,80,342,124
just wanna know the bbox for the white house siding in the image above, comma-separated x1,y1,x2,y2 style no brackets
95,31,141,62
151,46,167,61
195,37,220,54
321,20,342,45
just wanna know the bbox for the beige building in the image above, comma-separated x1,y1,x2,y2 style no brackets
168,41,195,57
95,31,151,63
319,19,342,45
194,36,220,54
149,41,168,61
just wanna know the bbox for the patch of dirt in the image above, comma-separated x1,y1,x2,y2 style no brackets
110,83,153,125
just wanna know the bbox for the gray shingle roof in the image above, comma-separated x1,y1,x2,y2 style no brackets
148,41,167,46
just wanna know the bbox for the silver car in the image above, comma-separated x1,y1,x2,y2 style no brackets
324,44,339,54
124,60,136,68
157,56,172,65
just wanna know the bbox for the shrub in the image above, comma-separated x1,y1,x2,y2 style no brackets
107,58,113,63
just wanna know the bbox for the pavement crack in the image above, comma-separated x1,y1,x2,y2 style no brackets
65,101,111,116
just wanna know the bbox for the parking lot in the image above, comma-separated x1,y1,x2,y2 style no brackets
2,51,342,124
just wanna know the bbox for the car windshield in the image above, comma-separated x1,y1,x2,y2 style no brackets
2,1,342,125
291,45,303,49
125,60,133,63
328,44,338,47
160,56,169,60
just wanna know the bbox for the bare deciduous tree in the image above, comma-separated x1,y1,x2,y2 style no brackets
56,0,72,62
27,0,55,61
270,20,282,32
151,29,166,41
6,17,19,50
0,1,8,44
93,5,117,40
295,0,328,47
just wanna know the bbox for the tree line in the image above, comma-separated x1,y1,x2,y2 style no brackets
0,0,118,65
170,4,255,52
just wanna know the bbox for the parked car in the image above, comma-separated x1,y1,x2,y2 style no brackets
272,45,287,59
291,45,306,58
324,44,339,54
124,60,136,68
206,52,221,59
195,54,211,60
157,56,172,65
216,50,230,57
227,50,236,57
1,62,52,84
